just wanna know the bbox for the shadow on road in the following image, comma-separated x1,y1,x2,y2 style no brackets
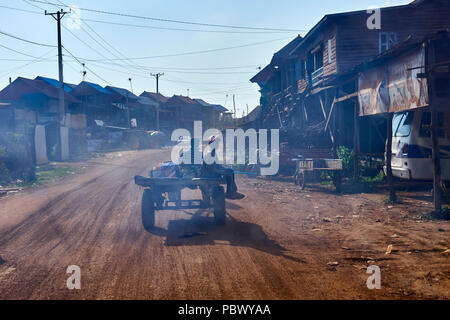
145,212,305,264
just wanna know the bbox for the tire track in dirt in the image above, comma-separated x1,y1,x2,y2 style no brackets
0,150,448,299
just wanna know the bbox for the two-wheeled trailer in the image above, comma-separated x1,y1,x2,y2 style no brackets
293,157,343,192
134,175,226,229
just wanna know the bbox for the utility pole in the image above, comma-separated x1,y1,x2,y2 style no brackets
150,73,164,93
426,40,442,214
233,94,236,118
233,94,236,127
126,78,133,128
386,113,397,203
46,9,70,161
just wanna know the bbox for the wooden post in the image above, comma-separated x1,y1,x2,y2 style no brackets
353,99,360,180
156,108,160,131
331,92,338,158
386,113,397,202
427,40,442,214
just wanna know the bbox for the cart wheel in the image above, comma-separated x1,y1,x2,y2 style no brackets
212,186,226,226
296,170,306,190
332,171,342,193
141,189,155,229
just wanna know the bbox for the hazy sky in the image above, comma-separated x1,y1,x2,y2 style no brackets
0,0,410,115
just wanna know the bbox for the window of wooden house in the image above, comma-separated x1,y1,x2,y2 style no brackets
287,65,296,87
295,60,305,80
312,45,324,71
328,39,333,64
379,32,397,53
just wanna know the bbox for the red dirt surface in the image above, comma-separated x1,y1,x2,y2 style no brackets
0,149,448,299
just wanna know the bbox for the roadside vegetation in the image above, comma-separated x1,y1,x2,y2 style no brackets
0,131,79,189
33,166,78,185
319,145,387,193
416,207,450,221
0,132,36,186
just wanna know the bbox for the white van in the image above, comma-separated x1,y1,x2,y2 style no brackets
389,109,450,181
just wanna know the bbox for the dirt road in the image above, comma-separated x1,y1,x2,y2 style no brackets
0,149,448,299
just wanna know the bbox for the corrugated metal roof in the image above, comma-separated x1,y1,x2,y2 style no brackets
0,77,80,103
35,76,75,93
136,96,158,106
80,81,112,94
165,95,200,106
140,91,169,104
105,86,139,100
193,98,228,112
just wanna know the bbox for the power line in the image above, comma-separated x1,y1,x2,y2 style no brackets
62,46,112,85
75,11,150,73
162,77,248,86
61,23,136,74
51,0,157,78
53,0,139,71
22,0,46,11
81,18,298,34
77,62,250,86
1,4,304,35
9,0,266,101
79,59,259,74
12,3,296,69
0,48,55,81
0,43,53,59
69,59,257,95
138,64,262,71
28,0,307,32
23,0,141,76
0,29,56,47
51,2,289,71
74,57,262,73
0,4,41,15
0,57,56,61
74,36,295,61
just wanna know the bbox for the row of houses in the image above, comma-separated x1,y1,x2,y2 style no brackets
250,0,450,210
0,76,229,163
250,0,450,156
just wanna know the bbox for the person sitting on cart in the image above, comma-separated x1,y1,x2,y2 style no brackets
203,135,245,200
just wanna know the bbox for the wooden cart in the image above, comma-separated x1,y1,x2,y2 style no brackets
134,172,226,229
293,151,343,192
